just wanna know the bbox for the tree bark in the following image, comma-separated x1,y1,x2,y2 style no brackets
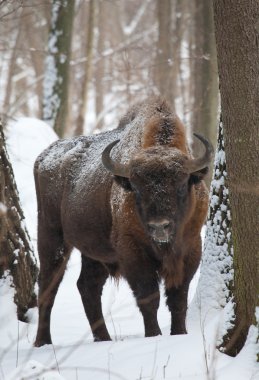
75,0,96,136
0,122,38,321
192,0,218,186
171,0,187,114
95,0,105,131
43,0,75,137
155,0,174,107
213,0,259,355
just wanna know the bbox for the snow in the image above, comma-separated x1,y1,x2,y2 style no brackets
0,118,258,380
192,123,234,317
0,202,7,215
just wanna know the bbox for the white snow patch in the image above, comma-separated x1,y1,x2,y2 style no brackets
0,202,7,214
6,117,57,247
0,117,258,380
7,360,64,380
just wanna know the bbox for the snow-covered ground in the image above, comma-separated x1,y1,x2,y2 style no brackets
0,118,258,380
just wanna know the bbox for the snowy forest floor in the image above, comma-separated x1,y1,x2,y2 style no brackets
0,118,258,380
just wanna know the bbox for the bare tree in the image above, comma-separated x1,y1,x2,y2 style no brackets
192,0,218,139
95,0,106,131
213,0,259,355
191,0,218,186
155,0,174,107
0,2,51,122
0,0,221,147
2,15,22,121
0,122,38,321
43,0,75,137
75,0,96,136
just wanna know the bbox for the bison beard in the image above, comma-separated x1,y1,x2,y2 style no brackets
34,96,213,346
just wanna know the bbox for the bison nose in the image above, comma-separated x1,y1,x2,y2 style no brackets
147,219,171,243
148,220,170,230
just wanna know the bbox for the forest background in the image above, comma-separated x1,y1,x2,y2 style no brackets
0,0,218,150
0,1,258,379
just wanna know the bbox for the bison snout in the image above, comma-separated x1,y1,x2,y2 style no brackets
147,219,172,243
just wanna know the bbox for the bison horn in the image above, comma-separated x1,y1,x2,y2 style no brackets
187,133,214,173
102,140,130,178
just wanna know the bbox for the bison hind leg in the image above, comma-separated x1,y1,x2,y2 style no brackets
77,255,111,342
35,236,72,347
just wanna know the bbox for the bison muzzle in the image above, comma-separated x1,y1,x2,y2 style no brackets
34,96,213,346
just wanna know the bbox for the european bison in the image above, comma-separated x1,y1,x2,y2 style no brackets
34,96,213,346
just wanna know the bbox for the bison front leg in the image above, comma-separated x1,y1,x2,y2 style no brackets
124,265,161,338
137,284,161,338
77,255,111,342
165,245,201,335
166,283,189,335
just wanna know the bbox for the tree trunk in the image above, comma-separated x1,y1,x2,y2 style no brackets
2,16,23,123
192,0,218,186
95,0,105,131
155,0,174,107
0,122,38,321
213,0,259,356
24,18,44,119
43,0,75,137
171,0,187,115
75,0,96,136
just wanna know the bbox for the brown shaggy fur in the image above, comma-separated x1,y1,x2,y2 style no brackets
34,96,211,347
143,115,188,152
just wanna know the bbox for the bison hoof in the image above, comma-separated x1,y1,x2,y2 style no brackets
145,328,162,337
34,336,52,347
94,336,112,342
170,328,187,335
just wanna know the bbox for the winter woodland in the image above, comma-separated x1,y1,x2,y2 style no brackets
0,1,258,379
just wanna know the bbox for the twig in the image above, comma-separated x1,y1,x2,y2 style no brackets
16,320,19,368
150,342,158,380
110,311,118,341
163,355,170,379
137,366,143,380
51,343,60,374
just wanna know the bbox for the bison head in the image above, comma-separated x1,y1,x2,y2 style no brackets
102,134,213,247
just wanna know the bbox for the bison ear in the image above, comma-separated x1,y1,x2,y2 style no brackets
113,175,133,191
189,167,209,185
